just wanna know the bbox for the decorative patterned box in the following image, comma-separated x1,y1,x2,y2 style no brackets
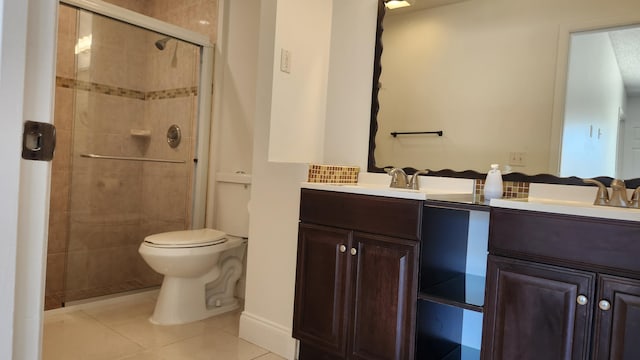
475,179,530,199
308,164,360,184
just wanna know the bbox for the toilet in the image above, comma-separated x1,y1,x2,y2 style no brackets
139,172,250,325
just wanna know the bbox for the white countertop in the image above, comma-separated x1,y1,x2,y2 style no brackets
491,187,640,222
302,173,475,200
303,176,640,222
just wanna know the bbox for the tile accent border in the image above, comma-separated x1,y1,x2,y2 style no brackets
147,87,198,100
56,76,197,100
476,179,530,199
308,164,360,184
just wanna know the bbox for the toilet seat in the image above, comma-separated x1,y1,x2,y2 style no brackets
144,229,228,248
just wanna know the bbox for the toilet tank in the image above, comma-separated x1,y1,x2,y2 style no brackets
214,172,251,238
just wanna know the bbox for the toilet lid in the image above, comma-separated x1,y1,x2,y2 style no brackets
144,228,228,248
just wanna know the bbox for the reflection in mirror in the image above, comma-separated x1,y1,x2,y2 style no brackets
371,0,640,183
561,27,640,179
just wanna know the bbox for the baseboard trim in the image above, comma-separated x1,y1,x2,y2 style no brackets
239,311,298,359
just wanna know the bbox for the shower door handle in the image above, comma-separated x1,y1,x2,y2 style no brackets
22,121,56,161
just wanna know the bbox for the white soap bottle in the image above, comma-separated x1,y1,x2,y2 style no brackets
483,164,503,200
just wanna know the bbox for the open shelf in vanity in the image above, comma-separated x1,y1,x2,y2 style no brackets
418,272,485,312
416,199,489,360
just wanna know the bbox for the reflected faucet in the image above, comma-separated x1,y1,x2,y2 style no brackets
583,178,639,209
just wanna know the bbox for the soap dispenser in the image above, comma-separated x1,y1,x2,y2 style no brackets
483,164,503,200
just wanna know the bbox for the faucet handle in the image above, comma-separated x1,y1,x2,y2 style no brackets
584,178,609,206
388,168,408,189
409,170,429,190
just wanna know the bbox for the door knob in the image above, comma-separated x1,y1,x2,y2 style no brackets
350,248,357,256
339,245,346,253
598,300,611,311
576,295,588,306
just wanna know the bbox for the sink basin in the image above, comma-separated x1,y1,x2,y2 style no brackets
490,197,640,222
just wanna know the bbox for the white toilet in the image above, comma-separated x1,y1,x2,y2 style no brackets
139,172,250,325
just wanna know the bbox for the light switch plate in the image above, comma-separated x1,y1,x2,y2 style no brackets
280,48,291,74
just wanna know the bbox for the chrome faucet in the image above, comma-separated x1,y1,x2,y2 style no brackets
388,168,409,189
408,170,429,190
388,168,429,190
583,178,640,209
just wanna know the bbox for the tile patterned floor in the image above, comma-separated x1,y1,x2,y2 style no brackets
43,291,285,360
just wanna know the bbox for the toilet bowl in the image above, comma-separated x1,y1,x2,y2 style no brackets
139,228,245,325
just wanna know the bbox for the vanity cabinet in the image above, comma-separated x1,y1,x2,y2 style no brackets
293,189,422,360
482,207,640,360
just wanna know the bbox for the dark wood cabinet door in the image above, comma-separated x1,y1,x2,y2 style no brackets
482,255,595,360
348,232,418,360
293,223,352,356
593,275,640,360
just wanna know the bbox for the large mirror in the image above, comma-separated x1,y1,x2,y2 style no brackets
370,0,640,185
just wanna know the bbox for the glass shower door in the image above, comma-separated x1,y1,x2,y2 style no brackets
49,4,203,306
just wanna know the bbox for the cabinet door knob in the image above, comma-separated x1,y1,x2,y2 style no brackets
350,248,357,256
599,300,611,311
576,295,588,306
339,245,346,253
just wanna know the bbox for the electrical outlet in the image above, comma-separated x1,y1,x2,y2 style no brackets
280,48,291,74
508,152,526,166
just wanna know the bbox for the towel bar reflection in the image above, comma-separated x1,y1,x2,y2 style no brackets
81,153,186,164
390,131,443,137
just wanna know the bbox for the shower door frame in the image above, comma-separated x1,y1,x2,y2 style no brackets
60,0,215,228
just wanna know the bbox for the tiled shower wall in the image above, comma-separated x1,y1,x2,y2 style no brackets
106,0,218,42
46,1,217,310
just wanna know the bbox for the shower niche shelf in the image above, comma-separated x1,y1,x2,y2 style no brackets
130,129,151,137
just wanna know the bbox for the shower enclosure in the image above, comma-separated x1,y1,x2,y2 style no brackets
46,1,213,309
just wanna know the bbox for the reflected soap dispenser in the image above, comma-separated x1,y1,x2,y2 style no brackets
483,164,503,200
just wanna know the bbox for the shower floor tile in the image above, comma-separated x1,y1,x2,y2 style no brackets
42,291,284,360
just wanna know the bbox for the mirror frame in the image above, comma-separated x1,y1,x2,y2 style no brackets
368,0,640,188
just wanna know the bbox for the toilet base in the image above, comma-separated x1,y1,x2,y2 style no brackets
148,256,243,325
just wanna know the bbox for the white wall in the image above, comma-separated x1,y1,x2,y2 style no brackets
323,1,378,167
209,0,260,231
212,0,258,175
561,32,625,178
375,0,640,174
239,1,306,357
621,96,640,179
239,0,378,358
0,0,28,357
267,0,333,163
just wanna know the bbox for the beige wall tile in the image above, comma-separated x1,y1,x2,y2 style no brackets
65,250,89,294
56,5,78,78
45,253,67,294
54,88,74,131
100,0,148,14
